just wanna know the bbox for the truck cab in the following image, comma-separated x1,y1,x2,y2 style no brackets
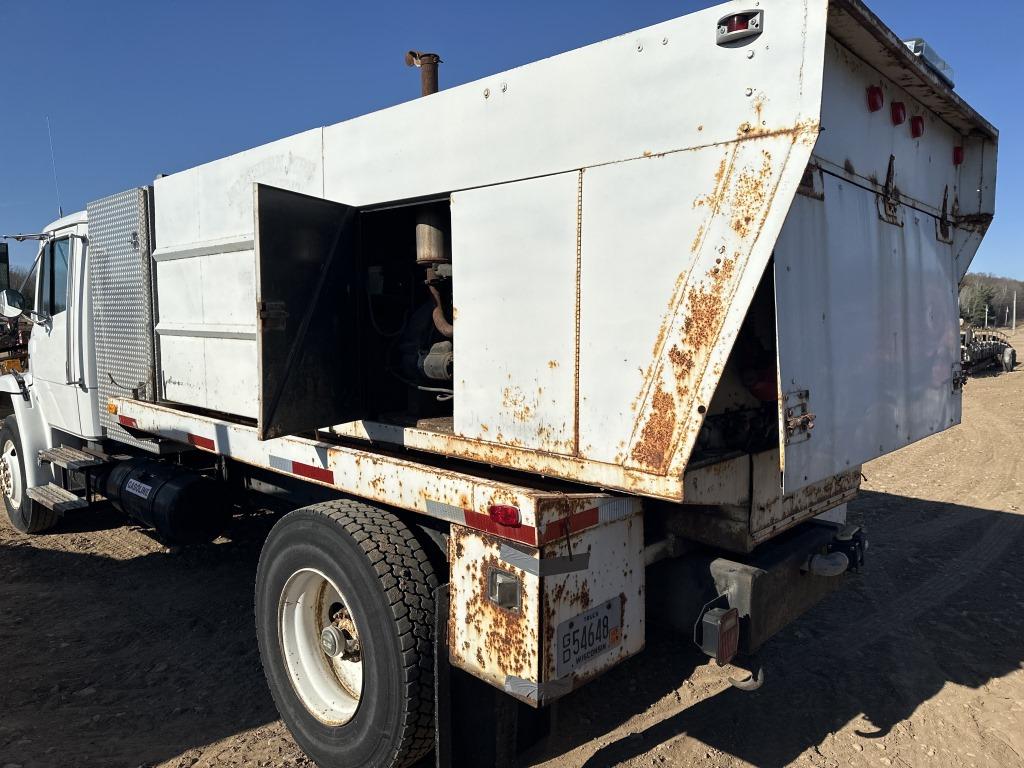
0,212,100,521
26,212,100,439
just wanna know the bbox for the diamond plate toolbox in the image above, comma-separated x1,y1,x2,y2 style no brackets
86,187,158,449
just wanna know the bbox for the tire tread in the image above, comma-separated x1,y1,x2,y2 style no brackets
294,499,439,766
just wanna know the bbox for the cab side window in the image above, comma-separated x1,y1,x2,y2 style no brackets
36,238,70,316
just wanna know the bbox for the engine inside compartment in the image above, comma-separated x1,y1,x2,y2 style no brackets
359,201,455,426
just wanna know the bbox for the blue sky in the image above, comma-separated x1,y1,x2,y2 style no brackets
1,1,1018,276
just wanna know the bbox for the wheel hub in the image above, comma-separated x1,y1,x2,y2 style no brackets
279,568,364,725
0,455,11,498
0,439,20,507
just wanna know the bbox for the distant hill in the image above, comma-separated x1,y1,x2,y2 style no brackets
960,273,1023,328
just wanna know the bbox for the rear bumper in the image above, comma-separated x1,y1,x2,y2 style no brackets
652,519,863,655
709,521,862,653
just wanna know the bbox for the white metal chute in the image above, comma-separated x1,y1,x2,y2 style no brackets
772,0,998,495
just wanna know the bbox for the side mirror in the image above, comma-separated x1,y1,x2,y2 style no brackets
0,289,26,320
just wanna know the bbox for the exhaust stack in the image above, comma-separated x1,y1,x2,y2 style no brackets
405,50,442,96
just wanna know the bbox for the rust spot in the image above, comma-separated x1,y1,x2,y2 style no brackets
547,360,559,369
690,223,705,254
501,386,536,424
739,117,820,143
844,158,856,175
728,150,771,239
573,579,591,610
752,93,766,126
630,382,676,471
694,155,731,210
457,543,534,679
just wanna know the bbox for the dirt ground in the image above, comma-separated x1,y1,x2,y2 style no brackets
2,335,1023,768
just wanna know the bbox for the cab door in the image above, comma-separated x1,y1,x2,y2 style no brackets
28,232,82,435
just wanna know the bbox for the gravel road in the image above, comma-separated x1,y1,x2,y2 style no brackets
2,336,1022,768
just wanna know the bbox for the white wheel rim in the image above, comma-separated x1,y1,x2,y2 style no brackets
1,439,22,509
279,568,363,725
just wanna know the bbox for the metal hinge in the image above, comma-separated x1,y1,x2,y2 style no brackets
935,185,954,244
951,362,967,393
784,389,815,444
876,154,904,227
257,301,288,332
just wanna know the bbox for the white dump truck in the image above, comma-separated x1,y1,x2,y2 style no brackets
0,0,996,765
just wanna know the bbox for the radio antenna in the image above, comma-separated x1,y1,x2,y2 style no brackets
46,116,63,218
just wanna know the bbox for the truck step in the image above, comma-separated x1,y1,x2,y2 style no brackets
26,483,89,513
38,445,107,471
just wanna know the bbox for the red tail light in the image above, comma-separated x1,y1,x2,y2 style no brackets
890,101,906,125
866,85,884,112
488,504,521,527
699,607,740,665
910,115,925,138
725,13,752,32
953,146,964,166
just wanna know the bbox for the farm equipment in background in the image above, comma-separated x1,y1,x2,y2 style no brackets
0,244,28,379
961,322,1016,374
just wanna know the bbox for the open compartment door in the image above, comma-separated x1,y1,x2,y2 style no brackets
774,177,961,494
255,184,364,440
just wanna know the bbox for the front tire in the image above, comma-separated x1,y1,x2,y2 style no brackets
0,415,56,534
256,500,438,768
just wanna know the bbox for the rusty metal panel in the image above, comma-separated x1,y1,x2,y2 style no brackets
750,448,860,540
449,527,541,694
682,454,750,506
774,177,959,494
448,501,644,705
452,173,579,453
580,129,821,480
539,512,644,694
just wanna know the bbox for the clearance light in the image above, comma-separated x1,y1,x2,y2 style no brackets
890,101,907,125
726,13,752,32
716,10,763,45
910,115,925,139
866,85,884,112
107,401,118,415
488,504,521,527
953,146,964,166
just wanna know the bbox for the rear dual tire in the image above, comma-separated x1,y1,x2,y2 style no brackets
256,500,438,768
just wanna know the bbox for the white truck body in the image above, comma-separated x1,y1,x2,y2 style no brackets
0,1,996,765
147,0,993,504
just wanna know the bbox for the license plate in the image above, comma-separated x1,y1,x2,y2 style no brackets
555,596,622,677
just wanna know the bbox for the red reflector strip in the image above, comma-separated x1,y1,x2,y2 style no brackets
269,454,335,485
187,433,215,451
291,460,334,485
118,415,138,428
464,509,537,546
539,506,601,545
